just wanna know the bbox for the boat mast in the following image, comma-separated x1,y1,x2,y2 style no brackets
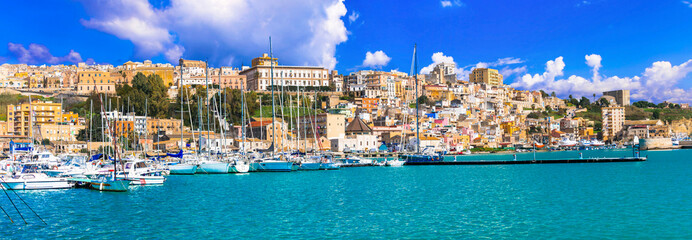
413,44,420,154
179,59,184,153
269,36,276,156
205,60,211,159
89,99,92,153
241,69,246,156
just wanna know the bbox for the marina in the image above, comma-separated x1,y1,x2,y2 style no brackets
0,148,689,239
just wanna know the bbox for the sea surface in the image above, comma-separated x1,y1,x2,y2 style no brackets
1,148,691,239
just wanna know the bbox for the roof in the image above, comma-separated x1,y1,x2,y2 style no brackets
624,120,662,126
345,116,372,133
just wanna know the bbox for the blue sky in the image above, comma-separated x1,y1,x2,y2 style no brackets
1,0,692,102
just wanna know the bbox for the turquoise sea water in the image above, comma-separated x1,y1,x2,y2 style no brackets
1,148,691,239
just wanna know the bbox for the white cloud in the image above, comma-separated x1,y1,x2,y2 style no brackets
7,42,83,64
420,52,455,74
79,0,349,69
348,11,359,24
511,55,692,103
362,50,391,69
441,0,463,7
585,54,602,81
683,1,692,8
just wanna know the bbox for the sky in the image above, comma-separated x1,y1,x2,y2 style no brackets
1,0,692,103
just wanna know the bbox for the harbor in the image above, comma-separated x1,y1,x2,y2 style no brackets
0,148,688,239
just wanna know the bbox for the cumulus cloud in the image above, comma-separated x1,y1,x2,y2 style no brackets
441,0,463,7
511,55,692,103
362,50,391,69
348,11,359,24
7,43,83,64
683,1,692,8
79,0,349,69
585,54,602,81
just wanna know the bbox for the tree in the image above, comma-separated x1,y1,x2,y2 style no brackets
656,103,667,108
598,98,610,107
116,72,169,118
652,109,661,119
41,139,50,145
551,92,556,97
579,97,590,108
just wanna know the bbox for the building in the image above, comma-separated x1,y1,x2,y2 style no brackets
601,107,625,141
77,70,116,94
240,53,330,91
428,62,456,84
602,90,630,106
211,67,247,90
6,100,80,137
469,68,503,86
296,113,346,140
37,124,85,141
121,60,175,87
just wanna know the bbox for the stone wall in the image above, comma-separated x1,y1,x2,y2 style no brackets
639,138,674,150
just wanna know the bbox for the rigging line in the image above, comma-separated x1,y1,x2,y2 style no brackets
1,178,46,225
0,189,14,223
0,179,26,224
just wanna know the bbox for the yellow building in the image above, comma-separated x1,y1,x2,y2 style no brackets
424,85,454,102
37,124,85,141
601,107,625,141
77,70,116,94
6,100,80,137
469,68,504,86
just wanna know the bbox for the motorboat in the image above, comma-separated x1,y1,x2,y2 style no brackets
119,159,166,185
0,172,73,190
558,138,579,147
384,159,405,167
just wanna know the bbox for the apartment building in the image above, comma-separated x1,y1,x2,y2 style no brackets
601,107,625,141
469,68,504,86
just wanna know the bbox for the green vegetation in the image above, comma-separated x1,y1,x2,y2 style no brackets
643,108,692,122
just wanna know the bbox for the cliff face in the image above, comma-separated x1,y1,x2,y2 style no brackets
670,118,692,135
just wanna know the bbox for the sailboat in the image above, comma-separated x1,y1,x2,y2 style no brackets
250,37,294,172
229,73,250,173
196,61,230,174
399,44,439,165
169,59,198,175
88,94,130,192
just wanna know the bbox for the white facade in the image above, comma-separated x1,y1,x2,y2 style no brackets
330,134,379,152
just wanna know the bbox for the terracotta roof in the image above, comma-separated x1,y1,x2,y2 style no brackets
345,116,372,133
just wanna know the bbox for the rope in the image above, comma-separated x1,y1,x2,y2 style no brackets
0,192,14,223
0,178,26,224
8,181,47,225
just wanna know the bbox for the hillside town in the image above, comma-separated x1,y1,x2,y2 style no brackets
1,54,691,156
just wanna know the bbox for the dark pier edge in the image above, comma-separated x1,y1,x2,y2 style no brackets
404,157,647,166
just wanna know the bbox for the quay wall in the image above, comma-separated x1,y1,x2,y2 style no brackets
639,138,675,150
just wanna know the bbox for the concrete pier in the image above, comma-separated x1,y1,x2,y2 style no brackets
404,157,647,166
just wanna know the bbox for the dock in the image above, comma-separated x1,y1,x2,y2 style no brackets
404,157,647,166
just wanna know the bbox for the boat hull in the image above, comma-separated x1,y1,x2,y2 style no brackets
0,179,73,190
319,162,340,170
169,164,198,175
299,162,321,170
197,162,229,174
127,176,166,185
89,179,130,192
251,161,293,172
229,163,250,173
401,154,442,163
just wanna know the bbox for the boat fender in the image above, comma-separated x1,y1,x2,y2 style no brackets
52,166,58,170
